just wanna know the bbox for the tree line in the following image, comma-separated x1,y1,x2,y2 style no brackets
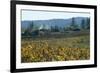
22,18,90,36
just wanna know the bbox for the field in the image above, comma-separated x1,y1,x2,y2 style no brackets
21,31,90,63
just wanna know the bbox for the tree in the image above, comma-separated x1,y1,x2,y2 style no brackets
69,18,80,31
86,18,90,29
54,25,59,32
72,17,75,25
50,26,54,32
24,21,34,36
81,19,85,30
50,25,59,32
69,18,75,30
29,21,34,32
63,26,70,31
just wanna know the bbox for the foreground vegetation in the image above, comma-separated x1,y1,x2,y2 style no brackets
21,34,90,63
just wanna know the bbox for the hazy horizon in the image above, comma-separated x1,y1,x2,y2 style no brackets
22,10,90,21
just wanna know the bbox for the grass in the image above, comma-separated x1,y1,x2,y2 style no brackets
21,34,90,63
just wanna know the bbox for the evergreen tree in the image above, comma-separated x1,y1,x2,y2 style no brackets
24,21,34,36
69,18,75,30
29,21,34,32
54,25,59,32
69,18,79,31
81,19,85,30
86,18,90,29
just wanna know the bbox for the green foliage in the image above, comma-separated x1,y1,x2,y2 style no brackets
50,25,60,32
24,22,34,36
86,18,90,29
81,19,85,29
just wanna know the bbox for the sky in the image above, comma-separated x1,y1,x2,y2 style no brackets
21,10,90,21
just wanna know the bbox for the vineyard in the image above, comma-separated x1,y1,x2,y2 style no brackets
21,34,90,63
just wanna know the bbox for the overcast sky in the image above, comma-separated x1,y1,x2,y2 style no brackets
21,10,90,21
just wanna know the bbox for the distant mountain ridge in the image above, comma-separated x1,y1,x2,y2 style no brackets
21,17,89,30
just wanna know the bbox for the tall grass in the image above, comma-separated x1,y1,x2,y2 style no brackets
21,35,90,63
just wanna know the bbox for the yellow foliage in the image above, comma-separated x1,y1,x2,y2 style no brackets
21,36,90,63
